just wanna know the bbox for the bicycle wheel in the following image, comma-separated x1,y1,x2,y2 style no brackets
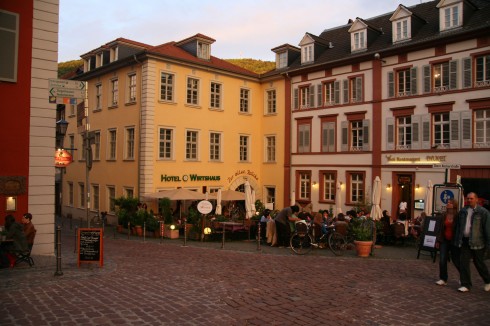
328,232,346,256
290,233,313,255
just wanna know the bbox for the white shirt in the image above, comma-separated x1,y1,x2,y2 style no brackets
463,208,473,237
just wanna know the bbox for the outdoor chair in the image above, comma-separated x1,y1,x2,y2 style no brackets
15,244,35,267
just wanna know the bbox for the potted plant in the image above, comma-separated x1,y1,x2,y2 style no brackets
114,196,139,232
349,217,374,257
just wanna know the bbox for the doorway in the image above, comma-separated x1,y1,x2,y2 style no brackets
393,173,414,219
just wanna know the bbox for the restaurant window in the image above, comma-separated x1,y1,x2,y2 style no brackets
210,82,222,109
160,72,174,102
159,128,173,160
186,77,199,106
239,135,249,162
185,130,199,161
0,9,19,82
297,171,311,201
265,135,276,162
209,132,221,161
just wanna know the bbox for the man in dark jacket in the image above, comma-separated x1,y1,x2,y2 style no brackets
452,192,490,292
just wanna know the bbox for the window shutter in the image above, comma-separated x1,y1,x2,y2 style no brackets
298,127,304,153
304,125,310,151
388,72,394,98
309,85,315,108
449,60,458,90
317,84,322,107
328,125,335,152
356,77,363,102
411,115,421,150
322,126,328,152
450,111,460,149
341,120,348,151
462,57,472,88
293,88,298,110
461,110,472,148
422,114,431,149
343,79,349,104
386,117,394,150
423,65,431,93
362,119,370,151
334,81,340,104
410,67,417,95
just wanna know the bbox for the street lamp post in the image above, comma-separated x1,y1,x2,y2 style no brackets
56,119,69,219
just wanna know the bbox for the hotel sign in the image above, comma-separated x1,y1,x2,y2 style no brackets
161,174,221,182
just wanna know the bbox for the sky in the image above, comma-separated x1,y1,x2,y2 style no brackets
58,0,426,63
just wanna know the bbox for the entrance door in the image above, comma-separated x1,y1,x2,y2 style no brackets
394,174,414,219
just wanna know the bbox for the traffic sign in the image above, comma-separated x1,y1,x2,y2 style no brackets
49,79,86,100
432,164,461,169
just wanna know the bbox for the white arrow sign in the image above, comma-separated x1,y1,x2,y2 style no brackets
49,79,86,99
433,164,461,169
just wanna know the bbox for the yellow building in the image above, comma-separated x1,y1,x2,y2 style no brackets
62,34,285,224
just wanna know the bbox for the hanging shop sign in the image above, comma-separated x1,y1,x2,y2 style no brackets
54,149,73,167
226,169,259,183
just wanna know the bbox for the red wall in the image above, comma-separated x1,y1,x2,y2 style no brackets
0,0,34,222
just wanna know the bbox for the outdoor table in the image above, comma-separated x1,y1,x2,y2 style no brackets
220,221,244,249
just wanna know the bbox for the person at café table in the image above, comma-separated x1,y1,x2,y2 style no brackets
22,212,36,250
0,215,29,268
274,205,300,247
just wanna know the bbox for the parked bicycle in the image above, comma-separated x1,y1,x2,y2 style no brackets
290,220,346,256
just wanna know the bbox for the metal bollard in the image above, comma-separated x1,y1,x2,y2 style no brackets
183,220,187,247
257,221,261,251
54,225,63,276
127,221,130,240
143,221,146,242
160,221,164,244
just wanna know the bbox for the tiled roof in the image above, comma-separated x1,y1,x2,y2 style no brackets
264,0,490,77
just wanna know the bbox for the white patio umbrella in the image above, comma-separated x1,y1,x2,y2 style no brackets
290,190,296,206
251,190,256,216
370,176,382,220
245,181,253,219
335,181,343,214
219,189,246,201
424,180,434,216
143,188,208,222
215,189,222,215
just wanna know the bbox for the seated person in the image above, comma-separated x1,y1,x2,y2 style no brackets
22,212,36,250
0,215,29,268
334,214,349,236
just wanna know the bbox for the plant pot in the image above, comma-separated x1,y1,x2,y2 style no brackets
354,240,373,257
135,225,143,237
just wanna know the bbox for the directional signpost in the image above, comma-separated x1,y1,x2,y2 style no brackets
433,163,461,183
49,79,86,104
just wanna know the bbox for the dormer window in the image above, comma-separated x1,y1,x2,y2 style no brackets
437,0,463,31
276,51,287,69
353,31,365,51
197,41,210,60
301,44,314,64
110,46,118,62
348,19,368,52
395,19,409,42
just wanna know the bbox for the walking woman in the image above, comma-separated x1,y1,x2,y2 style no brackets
435,199,460,286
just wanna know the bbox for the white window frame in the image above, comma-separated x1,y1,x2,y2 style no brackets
160,72,174,102
0,9,19,82
266,89,276,115
396,116,412,150
349,172,364,203
185,130,199,161
210,82,222,109
433,112,450,148
394,19,410,42
351,120,363,151
128,73,137,103
209,132,222,162
107,129,117,160
240,88,250,113
239,135,250,162
186,77,200,106
125,127,135,160
322,172,336,202
95,84,102,110
265,135,276,163
301,44,313,64
276,51,287,69
440,3,462,31
475,109,490,148
197,41,210,60
475,54,490,87
107,186,116,213
298,171,311,200
352,30,366,51
110,78,118,107
159,127,174,160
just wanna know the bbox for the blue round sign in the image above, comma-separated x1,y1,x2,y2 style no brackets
440,190,454,204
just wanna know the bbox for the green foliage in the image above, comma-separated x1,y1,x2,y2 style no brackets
186,206,199,225
145,214,160,232
159,197,173,224
114,196,139,226
225,58,275,74
349,217,374,241
58,59,83,77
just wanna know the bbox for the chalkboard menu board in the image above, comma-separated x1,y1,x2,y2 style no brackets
417,216,441,263
77,228,103,267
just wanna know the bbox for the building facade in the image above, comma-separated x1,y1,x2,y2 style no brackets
63,35,286,224
265,0,490,218
0,0,59,255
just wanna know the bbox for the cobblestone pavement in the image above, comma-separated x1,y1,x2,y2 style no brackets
1,226,489,326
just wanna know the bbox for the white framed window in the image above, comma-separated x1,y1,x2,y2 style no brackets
95,84,102,110
321,172,336,202
92,184,99,211
160,72,174,102
266,89,276,114
80,134,87,161
297,171,311,200
69,135,75,157
209,132,221,161
475,54,490,87
348,172,364,203
110,78,118,106
128,73,136,102
265,135,276,163
240,88,250,113
108,129,117,160
107,186,116,213
351,120,363,151
159,128,173,160
321,121,335,152
440,3,461,31
0,9,19,82
301,44,313,64
433,112,450,148
342,77,363,103
352,31,366,51
388,68,417,98
395,19,410,42
125,188,134,198
423,60,457,93
185,130,199,161
187,77,199,105
276,52,287,69
197,41,210,60
239,135,249,162
94,131,100,160
323,81,340,106
79,183,85,208
475,109,490,148
298,122,311,153
68,182,74,206
265,187,276,209
210,82,221,109
125,127,135,160
397,116,412,150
